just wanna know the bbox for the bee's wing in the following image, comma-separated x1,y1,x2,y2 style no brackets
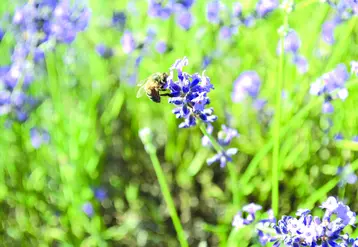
136,84,147,98
136,80,145,87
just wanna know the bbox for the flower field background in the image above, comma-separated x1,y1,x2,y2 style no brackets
0,0,358,246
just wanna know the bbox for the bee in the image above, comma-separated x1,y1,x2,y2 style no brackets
136,72,172,103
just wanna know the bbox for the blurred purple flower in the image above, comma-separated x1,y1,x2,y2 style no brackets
232,71,261,102
310,64,350,113
30,128,50,149
176,10,193,30
94,187,108,202
253,98,267,111
321,17,341,44
82,202,94,217
219,26,234,40
177,0,194,9
244,15,256,27
232,2,243,17
322,101,334,114
156,41,167,54
283,30,301,54
121,31,136,54
201,56,212,69
0,28,4,42
334,133,344,141
337,164,357,187
293,55,309,74
232,203,262,229
217,125,239,146
207,148,238,168
206,1,220,24
96,43,114,59
148,0,172,19
256,0,279,18
112,11,126,31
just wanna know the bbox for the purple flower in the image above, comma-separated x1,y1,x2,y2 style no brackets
232,2,243,17
202,55,212,69
148,0,172,19
217,125,239,146
337,164,358,186
177,0,194,9
253,98,267,111
255,0,279,18
121,31,136,54
156,41,167,54
334,133,344,141
203,124,239,167
243,15,256,27
112,11,126,31
206,1,220,24
93,187,108,202
30,128,50,149
232,71,261,102
0,28,4,42
322,101,334,114
353,135,358,142
232,203,262,229
82,202,94,217
293,55,309,74
310,64,350,113
283,30,301,54
176,10,193,30
321,17,341,44
168,57,217,128
251,197,358,246
219,26,234,40
207,148,238,168
95,43,114,59
50,1,91,44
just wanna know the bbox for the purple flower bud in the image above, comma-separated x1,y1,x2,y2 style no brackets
82,202,94,217
322,101,334,114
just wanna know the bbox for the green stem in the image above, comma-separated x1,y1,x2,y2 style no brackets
146,147,188,247
199,124,240,207
272,14,288,216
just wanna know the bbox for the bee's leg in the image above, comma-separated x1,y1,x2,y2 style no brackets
160,93,174,97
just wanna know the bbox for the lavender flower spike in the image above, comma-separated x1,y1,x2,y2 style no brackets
167,57,217,128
